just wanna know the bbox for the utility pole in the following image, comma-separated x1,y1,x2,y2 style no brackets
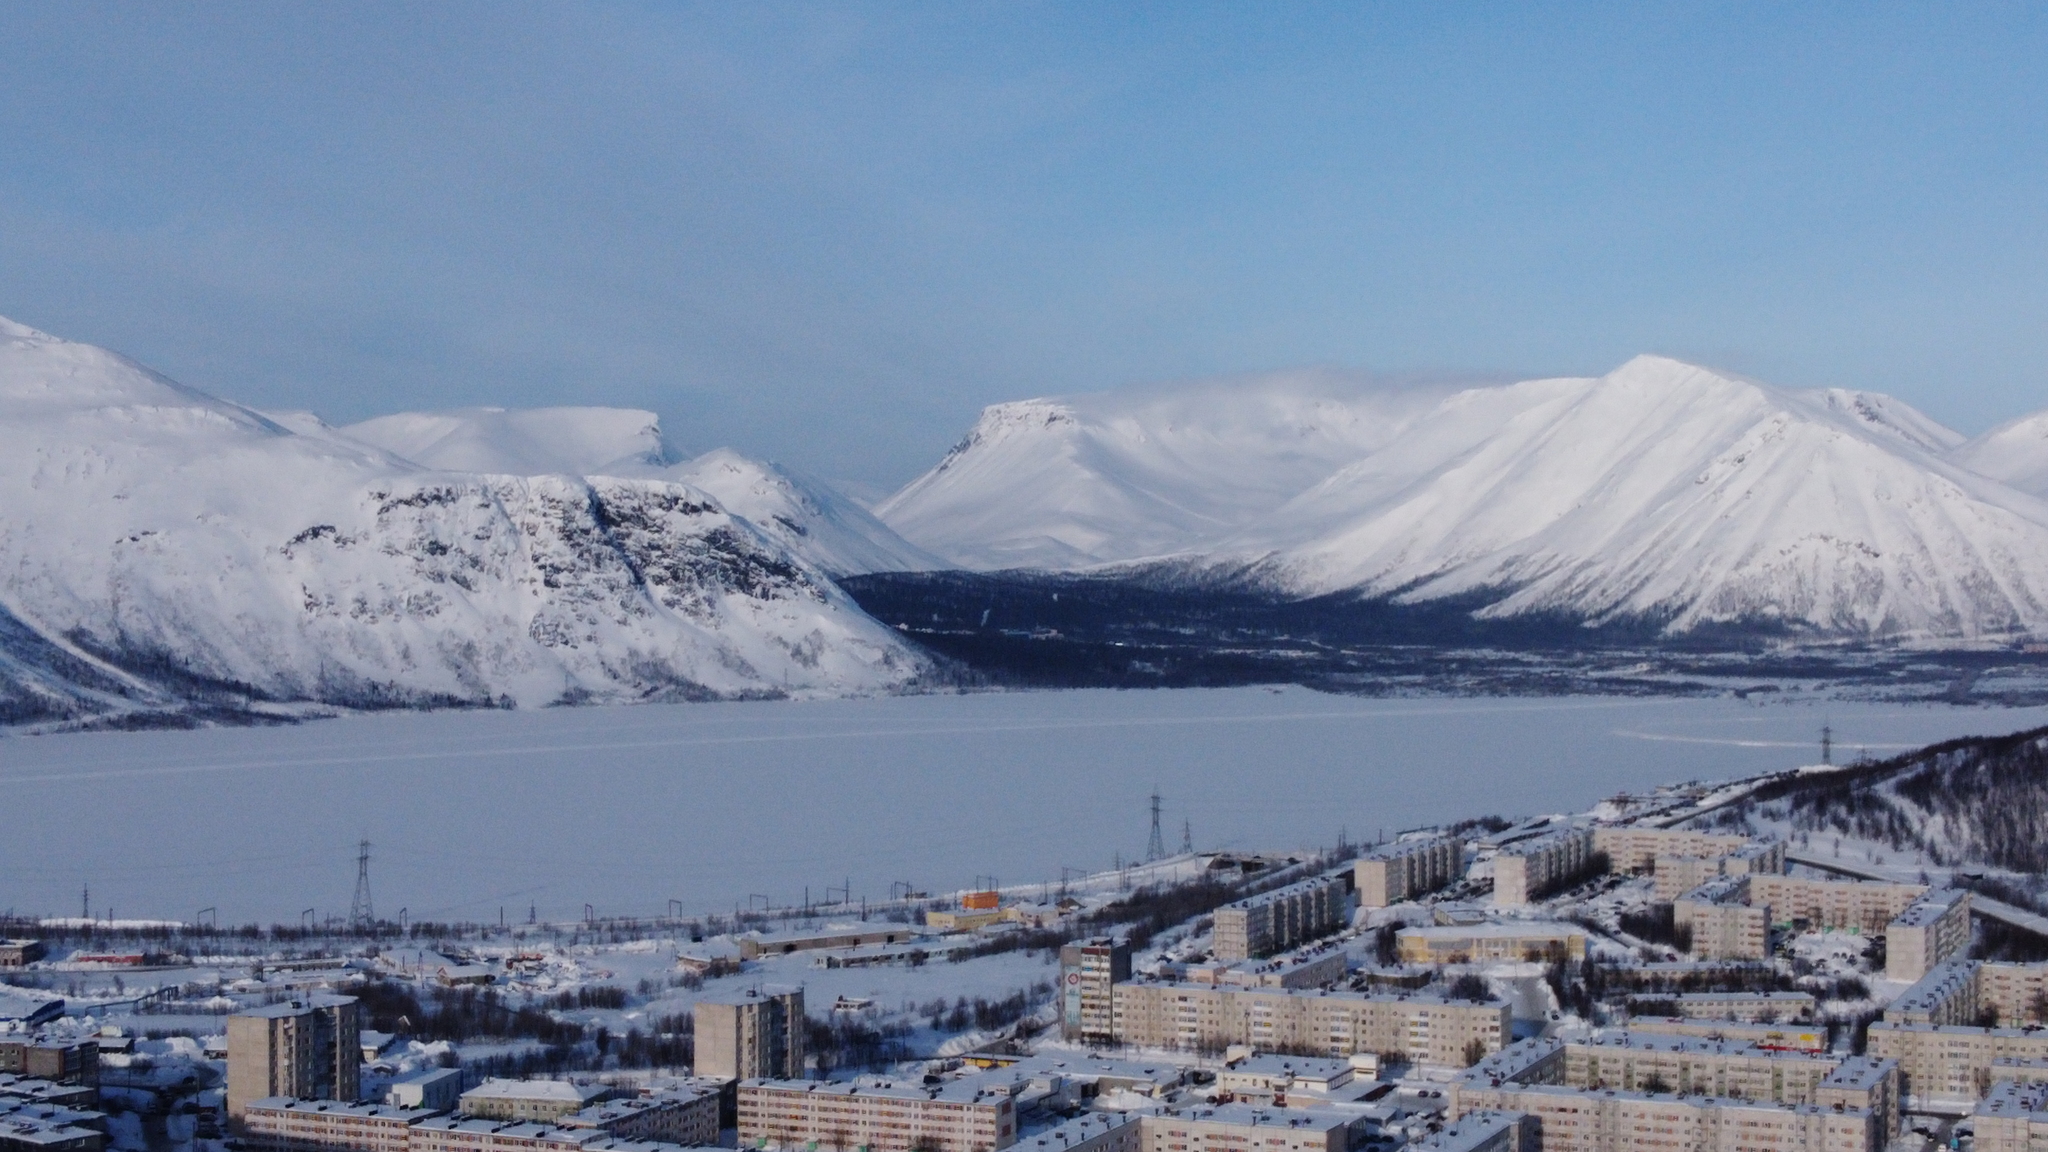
349,839,374,928
1146,789,1166,862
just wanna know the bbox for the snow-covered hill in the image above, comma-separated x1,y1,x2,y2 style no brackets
336,406,939,577
874,369,1457,569
0,317,930,726
1952,411,2048,498
881,357,2048,640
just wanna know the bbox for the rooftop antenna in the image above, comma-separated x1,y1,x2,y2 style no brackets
349,839,375,928
1146,788,1166,862
1821,725,1833,766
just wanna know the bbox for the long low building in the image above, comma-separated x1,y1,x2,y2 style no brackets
1866,1021,2048,1107
1745,876,1927,934
1395,923,1586,965
1449,1037,1897,1152
1110,981,1509,1067
738,1076,1017,1152
1622,1017,1828,1052
1594,828,1758,874
1660,991,1816,1023
1888,960,2048,1030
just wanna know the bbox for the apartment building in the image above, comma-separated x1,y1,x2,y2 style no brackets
1623,1017,1827,1052
0,1109,105,1152
737,1076,1016,1152
1745,877,1927,934
1184,948,1347,991
1888,960,2048,1029
1402,1112,1523,1152
1886,889,1973,983
1450,1038,1895,1152
1210,875,1349,962
1983,963,2048,1026
1973,1080,2048,1152
1663,992,1816,1023
1355,836,1466,908
1012,1111,1142,1152
1395,924,1585,965
1561,1034,1846,1106
0,1040,97,1088
1110,982,1509,1066
459,1082,613,1124
1593,829,1757,874
1886,962,1982,1026
408,1115,697,1152
558,1086,720,1147
1060,939,1132,1043
227,996,362,1119
1866,1021,2048,1106
693,987,805,1082
1140,1105,1347,1152
1653,856,1727,901
241,1099,440,1152
1674,878,1771,961
1491,829,1596,907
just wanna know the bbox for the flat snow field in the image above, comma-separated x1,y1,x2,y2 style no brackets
5,686,2044,923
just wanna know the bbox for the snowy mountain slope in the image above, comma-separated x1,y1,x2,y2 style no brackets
882,355,2048,639
342,406,669,476
338,405,937,576
1238,357,2048,637
0,317,930,723
662,449,941,576
875,369,1459,569
1952,411,2048,498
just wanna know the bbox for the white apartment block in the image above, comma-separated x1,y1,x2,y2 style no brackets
1210,875,1349,962
1866,1021,2048,1107
1451,1037,1897,1152
1355,836,1465,908
737,1076,1016,1152
241,1099,440,1152
1593,829,1757,874
1745,876,1927,934
1673,878,1771,961
1973,1080,2048,1152
1491,829,1595,906
1886,889,1973,983
1110,981,1509,1067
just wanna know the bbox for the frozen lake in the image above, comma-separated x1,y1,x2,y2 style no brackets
4,687,2045,925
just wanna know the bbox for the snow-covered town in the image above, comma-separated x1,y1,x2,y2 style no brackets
12,744,2048,1152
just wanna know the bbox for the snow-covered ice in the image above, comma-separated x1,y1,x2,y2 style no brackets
4,686,2045,923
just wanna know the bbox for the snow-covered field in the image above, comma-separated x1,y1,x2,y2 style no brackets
6,687,2046,924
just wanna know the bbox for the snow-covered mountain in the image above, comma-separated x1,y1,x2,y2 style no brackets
1951,411,2048,498
0,317,930,726
880,356,2048,640
336,406,940,577
874,369,1458,569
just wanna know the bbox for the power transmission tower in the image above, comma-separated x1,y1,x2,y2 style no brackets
1181,818,1193,855
1146,789,1166,862
349,839,374,927
1821,725,1832,766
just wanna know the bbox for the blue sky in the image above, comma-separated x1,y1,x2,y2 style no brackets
2,3,2044,485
